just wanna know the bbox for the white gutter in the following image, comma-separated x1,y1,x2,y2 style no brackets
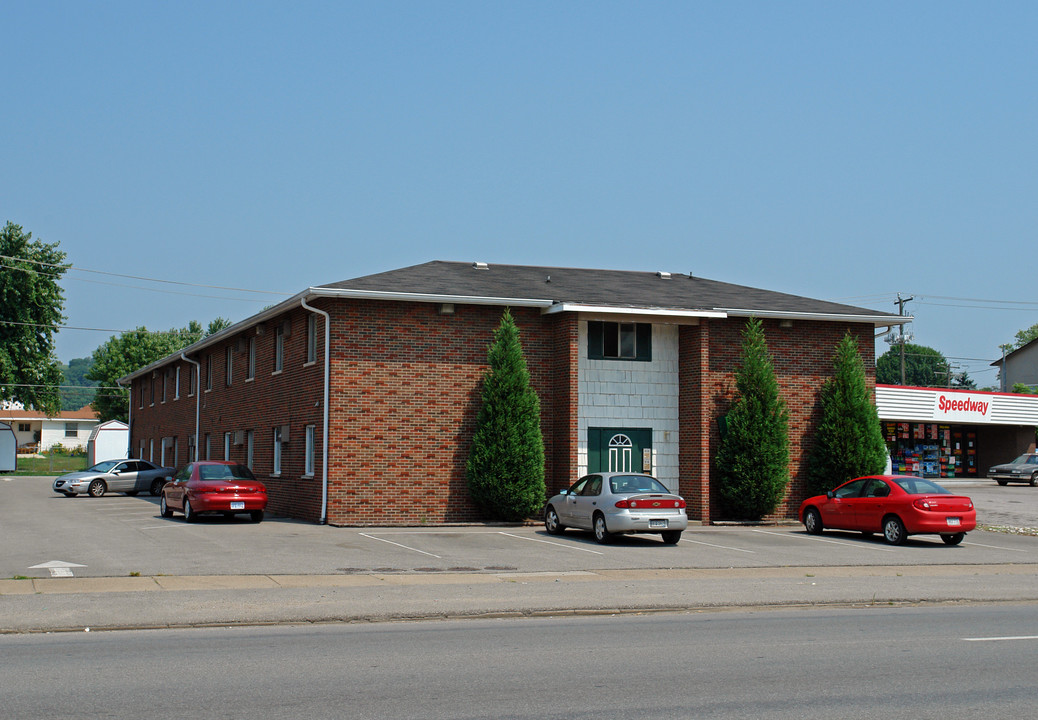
721,308,912,326
301,297,331,525
180,353,200,462
543,303,727,319
304,286,554,308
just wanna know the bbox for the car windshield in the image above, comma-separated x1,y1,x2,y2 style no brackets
87,461,120,472
891,477,952,495
1011,454,1038,465
199,464,256,481
609,475,670,494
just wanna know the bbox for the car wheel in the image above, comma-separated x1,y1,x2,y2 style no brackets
1031,473,1038,487
150,479,167,496
544,506,565,535
593,514,612,544
941,532,965,546
249,510,264,523
183,498,197,523
996,479,1008,486
883,515,907,545
87,479,106,498
803,507,823,535
125,491,138,497
159,495,173,518
661,530,682,545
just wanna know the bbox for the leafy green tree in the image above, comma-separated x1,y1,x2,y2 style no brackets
466,309,546,521
86,319,230,422
0,222,68,414
875,343,949,386
805,332,888,496
715,318,790,520
59,357,97,411
1011,323,1038,349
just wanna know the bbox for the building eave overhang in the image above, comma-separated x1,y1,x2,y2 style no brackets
543,303,727,319
722,308,912,326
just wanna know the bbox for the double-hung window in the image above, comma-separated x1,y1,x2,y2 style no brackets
587,321,652,361
304,424,316,476
226,347,233,386
274,325,285,373
306,315,317,364
247,337,256,380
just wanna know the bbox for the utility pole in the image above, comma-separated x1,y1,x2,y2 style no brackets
895,293,913,385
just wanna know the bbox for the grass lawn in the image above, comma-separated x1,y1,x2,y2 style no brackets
7,454,89,476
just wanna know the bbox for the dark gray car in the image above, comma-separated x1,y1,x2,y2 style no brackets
988,454,1038,486
52,459,175,497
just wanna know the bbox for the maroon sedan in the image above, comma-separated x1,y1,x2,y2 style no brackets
799,475,976,545
160,461,268,523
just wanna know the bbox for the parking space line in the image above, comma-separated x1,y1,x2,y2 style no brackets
963,540,1030,552
359,532,442,558
681,538,756,553
497,532,605,555
750,529,896,552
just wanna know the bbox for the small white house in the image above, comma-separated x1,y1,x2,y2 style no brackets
87,420,129,464
0,422,16,472
0,405,100,453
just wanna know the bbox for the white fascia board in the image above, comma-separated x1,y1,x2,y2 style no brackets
722,308,910,326
543,303,727,319
305,286,553,308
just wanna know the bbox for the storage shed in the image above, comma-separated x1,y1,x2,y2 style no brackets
87,420,129,465
0,422,16,472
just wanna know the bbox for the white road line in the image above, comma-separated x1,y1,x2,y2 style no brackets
963,635,1038,642
750,529,895,552
963,540,1030,552
359,532,442,558
681,538,756,553
498,532,605,555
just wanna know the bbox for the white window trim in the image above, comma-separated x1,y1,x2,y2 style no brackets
304,424,315,477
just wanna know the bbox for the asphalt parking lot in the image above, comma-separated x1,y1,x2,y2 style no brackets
3,476,1037,580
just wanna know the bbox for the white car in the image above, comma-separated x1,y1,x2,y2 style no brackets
544,472,688,544
52,459,174,498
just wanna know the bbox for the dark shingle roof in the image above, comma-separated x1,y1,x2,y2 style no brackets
320,260,898,320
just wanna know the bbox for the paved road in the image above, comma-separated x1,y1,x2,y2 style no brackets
2,475,1036,632
4,606,1038,719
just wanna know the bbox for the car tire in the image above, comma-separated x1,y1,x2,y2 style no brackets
62,491,76,497
996,479,1008,486
661,530,682,545
125,491,138,497
941,532,965,545
183,498,197,523
150,479,167,496
1031,473,1038,487
87,479,106,498
249,510,264,523
883,515,907,545
803,507,823,535
593,514,612,544
544,506,565,535
159,495,173,518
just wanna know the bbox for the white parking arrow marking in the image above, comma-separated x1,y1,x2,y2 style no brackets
29,560,87,578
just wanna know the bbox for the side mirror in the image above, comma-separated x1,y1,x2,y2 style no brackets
826,491,834,499
559,489,569,496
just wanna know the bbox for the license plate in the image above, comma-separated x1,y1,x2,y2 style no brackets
946,517,961,526
649,519,668,529
230,502,245,510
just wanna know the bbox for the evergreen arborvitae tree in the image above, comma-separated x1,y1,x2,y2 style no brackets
466,309,546,521
806,331,888,496
715,318,790,520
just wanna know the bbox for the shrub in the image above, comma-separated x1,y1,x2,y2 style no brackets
715,318,790,520
466,309,546,521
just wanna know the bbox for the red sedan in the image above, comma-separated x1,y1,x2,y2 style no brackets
799,475,976,545
160,461,268,523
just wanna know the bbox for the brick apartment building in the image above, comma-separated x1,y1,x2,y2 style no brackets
121,261,903,526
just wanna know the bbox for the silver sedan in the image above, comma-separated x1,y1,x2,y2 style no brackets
544,472,688,544
52,459,175,498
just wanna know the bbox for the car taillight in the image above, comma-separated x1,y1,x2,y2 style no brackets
913,499,935,510
615,498,686,509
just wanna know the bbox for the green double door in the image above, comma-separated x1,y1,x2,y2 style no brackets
587,427,653,474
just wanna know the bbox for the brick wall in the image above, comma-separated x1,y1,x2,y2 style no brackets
680,317,876,523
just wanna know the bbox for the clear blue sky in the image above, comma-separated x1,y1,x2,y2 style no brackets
3,1,1036,387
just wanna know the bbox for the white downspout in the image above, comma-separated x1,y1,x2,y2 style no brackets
301,296,330,524
180,353,201,462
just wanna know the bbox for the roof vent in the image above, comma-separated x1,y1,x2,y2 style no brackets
472,262,489,270
657,271,672,280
